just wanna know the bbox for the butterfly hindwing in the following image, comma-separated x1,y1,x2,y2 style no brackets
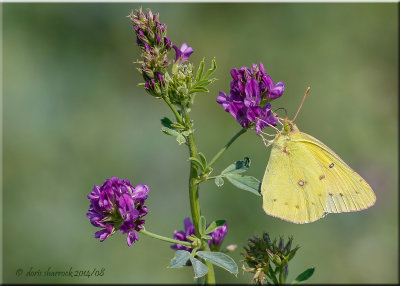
291,132,376,213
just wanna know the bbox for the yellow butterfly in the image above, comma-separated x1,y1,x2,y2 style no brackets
260,88,376,224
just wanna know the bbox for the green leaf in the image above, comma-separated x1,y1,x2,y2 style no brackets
221,157,250,175
161,117,174,128
199,216,207,236
292,267,315,284
224,174,261,196
214,176,224,187
189,256,209,278
204,166,213,175
205,220,226,234
169,250,191,268
202,234,212,240
161,126,180,137
189,87,209,94
189,157,205,171
170,122,186,130
203,58,217,79
176,134,186,145
196,251,238,276
194,79,211,87
198,152,207,167
195,59,205,82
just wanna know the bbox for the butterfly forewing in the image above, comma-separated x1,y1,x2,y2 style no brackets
261,134,328,224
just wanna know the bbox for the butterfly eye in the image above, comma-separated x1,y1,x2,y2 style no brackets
329,163,334,168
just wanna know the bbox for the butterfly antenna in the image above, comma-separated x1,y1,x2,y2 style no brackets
292,87,311,123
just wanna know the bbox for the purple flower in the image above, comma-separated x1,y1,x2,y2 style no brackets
173,43,194,64
208,223,228,250
170,218,195,252
86,177,149,247
170,218,228,252
217,62,284,133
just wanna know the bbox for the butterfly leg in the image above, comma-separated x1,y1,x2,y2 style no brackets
256,118,281,133
258,133,274,148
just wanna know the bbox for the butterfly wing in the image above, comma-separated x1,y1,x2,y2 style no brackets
261,134,328,224
291,131,376,213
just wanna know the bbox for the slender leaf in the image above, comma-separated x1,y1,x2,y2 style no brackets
189,157,205,171
196,251,238,276
198,152,207,167
189,256,209,278
199,216,206,236
214,176,224,187
224,174,261,196
170,122,186,130
292,267,315,284
195,58,205,82
189,87,209,94
169,250,191,268
221,157,250,175
205,220,226,234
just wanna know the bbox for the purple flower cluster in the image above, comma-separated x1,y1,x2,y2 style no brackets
86,177,149,247
171,218,228,252
217,62,285,133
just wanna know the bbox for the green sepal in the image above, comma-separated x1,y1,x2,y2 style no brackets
196,251,238,276
292,267,315,284
169,250,191,268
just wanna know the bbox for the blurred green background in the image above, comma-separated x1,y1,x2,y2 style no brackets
2,3,398,284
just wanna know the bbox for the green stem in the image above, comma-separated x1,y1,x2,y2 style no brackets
183,109,215,285
140,229,192,248
208,127,247,168
164,96,184,125
279,268,285,285
202,243,216,284
184,111,201,235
